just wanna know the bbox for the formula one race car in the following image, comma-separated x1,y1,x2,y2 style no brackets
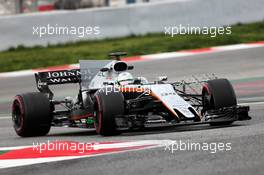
12,52,251,137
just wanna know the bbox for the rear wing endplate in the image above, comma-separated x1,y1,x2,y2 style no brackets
35,69,80,99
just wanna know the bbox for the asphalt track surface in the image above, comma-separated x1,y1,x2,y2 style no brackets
0,47,264,174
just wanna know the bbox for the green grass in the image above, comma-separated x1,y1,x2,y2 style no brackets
1,21,264,73
0,150,9,155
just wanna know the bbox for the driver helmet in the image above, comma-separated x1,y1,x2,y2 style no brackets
117,72,134,85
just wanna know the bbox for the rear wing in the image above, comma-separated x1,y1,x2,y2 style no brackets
35,69,81,99
34,59,126,99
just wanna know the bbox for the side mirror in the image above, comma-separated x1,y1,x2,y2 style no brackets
100,67,109,72
158,76,168,81
103,81,114,85
128,65,134,70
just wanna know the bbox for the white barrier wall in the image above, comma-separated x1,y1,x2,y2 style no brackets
0,0,264,51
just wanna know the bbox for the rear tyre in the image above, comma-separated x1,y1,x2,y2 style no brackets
12,92,52,137
202,79,237,126
94,88,124,136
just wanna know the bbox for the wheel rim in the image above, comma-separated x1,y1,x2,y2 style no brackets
94,95,102,133
12,100,23,131
203,91,210,109
202,85,213,113
95,112,102,133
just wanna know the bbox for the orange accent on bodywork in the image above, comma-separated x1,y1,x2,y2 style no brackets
118,87,146,93
150,91,179,120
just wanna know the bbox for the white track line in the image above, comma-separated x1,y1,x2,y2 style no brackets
0,146,32,151
0,145,163,169
0,116,11,119
0,140,170,169
239,101,264,106
0,140,168,151
140,43,264,61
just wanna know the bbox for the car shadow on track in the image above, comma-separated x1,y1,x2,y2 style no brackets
47,124,243,137
120,124,242,137
48,129,97,137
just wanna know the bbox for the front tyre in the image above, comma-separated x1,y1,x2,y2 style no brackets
202,79,237,126
94,88,124,136
12,92,52,137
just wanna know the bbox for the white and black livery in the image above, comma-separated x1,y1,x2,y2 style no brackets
12,52,251,137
